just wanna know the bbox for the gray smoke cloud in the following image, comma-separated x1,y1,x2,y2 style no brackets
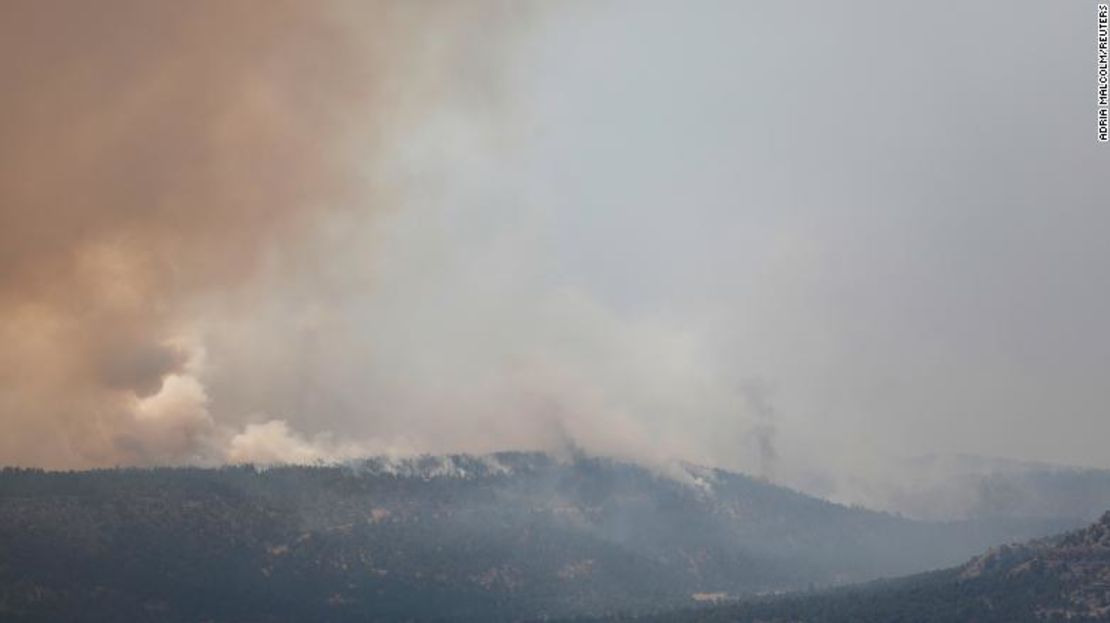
739,381,778,482
3,0,1109,520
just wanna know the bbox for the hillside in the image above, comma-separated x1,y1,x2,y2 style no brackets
0,453,1077,621
615,511,1110,622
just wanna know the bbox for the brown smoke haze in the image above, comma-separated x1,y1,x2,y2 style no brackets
0,1,523,468
4,1,1107,523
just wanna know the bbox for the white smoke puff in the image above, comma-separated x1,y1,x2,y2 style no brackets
225,419,367,465
123,372,220,465
116,338,370,467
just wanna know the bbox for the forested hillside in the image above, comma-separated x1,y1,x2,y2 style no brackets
604,511,1110,623
0,454,1078,621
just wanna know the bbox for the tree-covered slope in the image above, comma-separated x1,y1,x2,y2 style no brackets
609,511,1110,623
0,454,1078,622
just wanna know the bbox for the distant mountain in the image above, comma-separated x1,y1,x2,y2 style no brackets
616,511,1110,622
0,453,1080,621
837,454,1110,522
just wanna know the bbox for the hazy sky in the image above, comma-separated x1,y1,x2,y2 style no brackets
495,0,1110,480
1,1,1108,502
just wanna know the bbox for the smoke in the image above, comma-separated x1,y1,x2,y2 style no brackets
0,0,527,468
7,0,1104,520
1,0,766,473
739,381,778,482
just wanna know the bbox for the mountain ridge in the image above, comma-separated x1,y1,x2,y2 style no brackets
0,452,1085,621
612,511,1110,622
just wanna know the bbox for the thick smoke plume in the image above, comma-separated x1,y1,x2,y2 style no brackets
0,1,522,468
0,1,775,476
10,0,1097,511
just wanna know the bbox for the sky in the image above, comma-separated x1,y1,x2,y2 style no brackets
1,1,1108,506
